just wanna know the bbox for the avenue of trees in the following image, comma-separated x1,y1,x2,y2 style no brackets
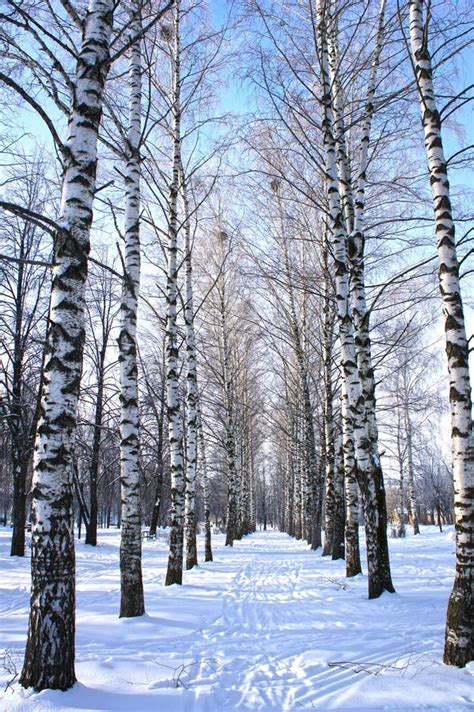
0,0,472,691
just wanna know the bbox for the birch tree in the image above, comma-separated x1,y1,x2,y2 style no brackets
197,219,263,546
321,238,336,557
331,424,345,560
315,0,394,598
142,345,167,536
0,0,175,686
164,0,186,586
142,0,228,571
118,3,145,618
83,263,117,547
342,378,361,576
271,180,320,548
198,396,213,561
181,161,199,570
218,231,240,547
408,0,474,667
19,0,116,691
0,164,50,557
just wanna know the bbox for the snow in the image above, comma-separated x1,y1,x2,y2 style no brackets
0,526,473,711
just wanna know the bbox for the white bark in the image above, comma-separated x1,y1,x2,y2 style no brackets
118,4,145,618
332,427,346,560
322,260,335,556
181,164,198,570
342,380,361,577
165,0,185,587
294,411,304,540
238,387,253,537
409,0,474,667
197,398,213,562
404,398,419,535
219,253,239,547
285,405,296,536
348,0,386,444
20,0,115,691
316,0,393,598
327,0,386,451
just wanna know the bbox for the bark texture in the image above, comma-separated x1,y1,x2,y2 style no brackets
220,264,239,547
148,367,165,536
404,401,419,535
198,400,213,562
409,0,474,667
86,335,107,547
119,5,145,618
332,430,346,560
20,0,114,690
342,383,361,577
165,0,185,586
316,0,393,598
181,162,198,570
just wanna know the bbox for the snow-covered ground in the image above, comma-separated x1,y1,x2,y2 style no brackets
0,526,473,711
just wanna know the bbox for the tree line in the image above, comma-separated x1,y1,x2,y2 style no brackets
0,0,472,692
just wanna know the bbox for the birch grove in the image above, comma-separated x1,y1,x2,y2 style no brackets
0,0,473,693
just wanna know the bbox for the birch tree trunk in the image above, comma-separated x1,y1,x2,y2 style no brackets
322,261,335,556
332,428,345,560
275,184,320,548
249,440,257,533
118,6,145,618
285,407,296,537
198,399,213,562
148,362,165,536
409,0,474,667
86,338,107,547
293,414,302,540
219,260,239,547
342,382,361,577
404,398,419,535
7,189,48,557
346,5,391,571
347,0,386,450
238,392,253,538
181,163,198,569
396,408,407,536
165,0,185,586
20,0,114,690
10,232,27,557
316,0,393,598
322,428,336,555
326,0,388,577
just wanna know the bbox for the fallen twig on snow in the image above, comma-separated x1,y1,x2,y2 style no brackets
2,649,19,692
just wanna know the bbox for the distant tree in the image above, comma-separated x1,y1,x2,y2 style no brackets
82,262,118,547
0,162,50,557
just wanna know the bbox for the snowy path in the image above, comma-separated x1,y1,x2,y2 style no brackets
1,528,473,711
